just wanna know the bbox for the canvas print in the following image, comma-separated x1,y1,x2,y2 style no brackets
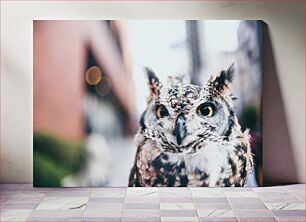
34,20,262,187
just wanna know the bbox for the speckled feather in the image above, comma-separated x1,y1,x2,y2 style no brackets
129,65,253,187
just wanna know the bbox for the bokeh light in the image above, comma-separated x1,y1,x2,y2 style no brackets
95,76,112,96
85,66,102,85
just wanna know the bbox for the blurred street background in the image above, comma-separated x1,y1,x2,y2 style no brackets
33,20,262,187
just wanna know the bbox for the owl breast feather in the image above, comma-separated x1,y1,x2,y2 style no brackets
128,134,253,187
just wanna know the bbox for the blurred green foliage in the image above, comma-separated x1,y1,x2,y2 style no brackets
33,133,86,187
240,105,258,131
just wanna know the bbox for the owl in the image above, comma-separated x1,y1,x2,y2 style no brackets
128,65,253,187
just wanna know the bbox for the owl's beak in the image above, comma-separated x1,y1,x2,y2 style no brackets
175,113,187,145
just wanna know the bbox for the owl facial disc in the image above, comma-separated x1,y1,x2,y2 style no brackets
143,65,236,152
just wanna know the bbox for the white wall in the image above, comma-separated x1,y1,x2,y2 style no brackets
1,1,304,184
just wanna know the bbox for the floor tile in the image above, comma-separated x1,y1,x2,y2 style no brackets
198,209,235,217
237,217,277,222
265,202,305,210
83,208,123,217
200,217,238,222
224,188,253,191
160,197,194,203
29,209,84,217
91,188,126,198
160,203,196,210
86,202,123,209
43,191,92,197
159,187,190,192
191,188,225,197
257,192,300,203
158,187,191,192
276,217,306,222
252,186,290,193
228,197,262,204
271,209,305,217
83,217,121,222
19,184,37,191
1,184,24,191
92,187,125,192
1,196,10,205
159,188,192,198
89,197,124,203
125,197,159,203
194,197,228,203
126,188,158,198
225,191,258,198
196,202,231,209
162,216,199,222
2,203,39,209
27,217,83,221
7,197,44,204
285,184,305,190
292,191,305,200
230,202,266,209
36,196,88,210
0,209,32,221
122,209,160,217
11,191,45,199
161,210,198,217
122,217,160,221
125,203,160,209
234,209,274,218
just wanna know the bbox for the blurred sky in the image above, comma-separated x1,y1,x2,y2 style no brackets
126,20,241,117
127,21,188,116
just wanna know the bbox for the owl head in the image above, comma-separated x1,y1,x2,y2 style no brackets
140,64,238,153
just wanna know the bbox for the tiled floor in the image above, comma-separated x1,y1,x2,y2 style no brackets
0,184,305,222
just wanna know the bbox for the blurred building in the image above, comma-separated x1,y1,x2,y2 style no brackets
34,21,136,142
33,21,136,186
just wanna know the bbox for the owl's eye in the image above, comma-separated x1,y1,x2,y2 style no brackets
156,105,170,118
197,103,215,117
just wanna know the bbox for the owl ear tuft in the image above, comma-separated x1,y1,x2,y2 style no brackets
208,63,235,96
144,67,161,98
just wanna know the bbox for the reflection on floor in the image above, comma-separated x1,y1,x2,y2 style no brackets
1,184,305,221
